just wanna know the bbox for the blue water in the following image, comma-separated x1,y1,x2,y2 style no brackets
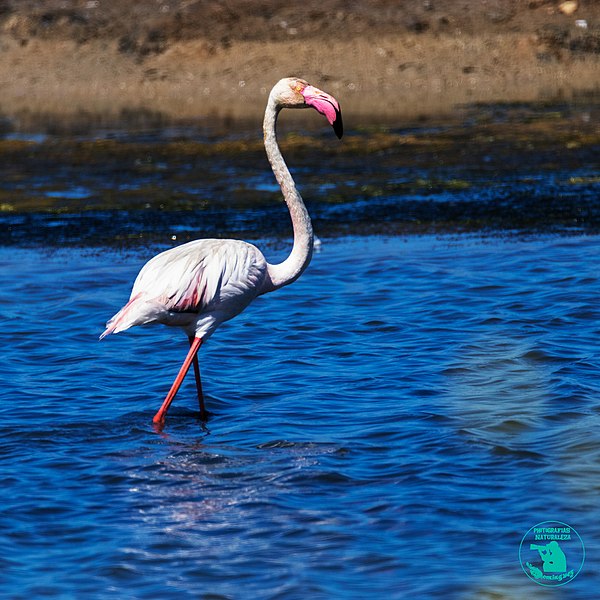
1,234,599,598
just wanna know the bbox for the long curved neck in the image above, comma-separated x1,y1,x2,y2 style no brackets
262,96,314,293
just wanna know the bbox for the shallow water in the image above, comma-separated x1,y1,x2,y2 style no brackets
1,102,600,598
1,234,599,598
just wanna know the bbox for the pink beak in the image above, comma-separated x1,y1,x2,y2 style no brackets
302,85,343,139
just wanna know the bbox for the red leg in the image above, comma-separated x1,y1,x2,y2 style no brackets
188,336,208,421
153,336,203,424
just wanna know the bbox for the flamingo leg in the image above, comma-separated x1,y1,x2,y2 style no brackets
188,335,208,420
153,336,203,424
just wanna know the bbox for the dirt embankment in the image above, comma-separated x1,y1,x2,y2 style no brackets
1,1,600,125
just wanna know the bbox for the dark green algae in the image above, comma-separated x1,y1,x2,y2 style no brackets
1,101,600,247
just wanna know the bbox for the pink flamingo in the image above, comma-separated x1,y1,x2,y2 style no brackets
101,77,343,425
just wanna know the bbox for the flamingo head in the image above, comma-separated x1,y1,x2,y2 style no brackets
272,77,343,139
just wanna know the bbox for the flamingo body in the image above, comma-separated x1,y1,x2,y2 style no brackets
101,239,268,341
102,77,342,425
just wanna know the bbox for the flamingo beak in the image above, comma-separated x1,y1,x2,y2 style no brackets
302,85,343,139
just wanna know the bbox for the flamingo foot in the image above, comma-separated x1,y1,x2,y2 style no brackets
152,336,203,424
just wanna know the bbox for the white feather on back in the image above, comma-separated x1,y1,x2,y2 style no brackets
133,238,267,311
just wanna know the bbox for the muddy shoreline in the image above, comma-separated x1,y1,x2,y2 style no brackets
1,1,600,125
2,99,599,246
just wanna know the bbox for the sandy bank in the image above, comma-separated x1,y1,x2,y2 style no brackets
1,1,600,125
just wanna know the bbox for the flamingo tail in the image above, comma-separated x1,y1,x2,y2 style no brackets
100,294,164,340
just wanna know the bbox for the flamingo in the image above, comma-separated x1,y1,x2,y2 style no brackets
100,77,343,425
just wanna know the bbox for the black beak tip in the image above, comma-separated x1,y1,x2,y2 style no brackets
333,111,344,139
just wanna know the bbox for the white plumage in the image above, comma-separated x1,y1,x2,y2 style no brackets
101,239,267,340
101,77,343,425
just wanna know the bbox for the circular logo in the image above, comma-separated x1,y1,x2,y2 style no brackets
519,520,585,586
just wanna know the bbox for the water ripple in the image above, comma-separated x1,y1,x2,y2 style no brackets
1,235,599,598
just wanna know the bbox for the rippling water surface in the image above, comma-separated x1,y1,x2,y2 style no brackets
2,236,599,598
1,104,600,598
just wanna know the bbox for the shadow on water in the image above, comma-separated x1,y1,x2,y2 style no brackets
1,98,600,247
